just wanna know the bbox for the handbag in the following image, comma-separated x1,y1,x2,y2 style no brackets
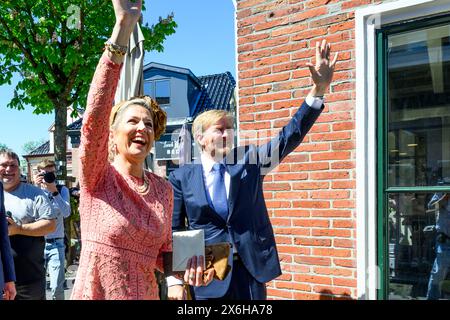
203,242,232,282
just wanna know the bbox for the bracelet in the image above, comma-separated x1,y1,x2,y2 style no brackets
104,39,128,57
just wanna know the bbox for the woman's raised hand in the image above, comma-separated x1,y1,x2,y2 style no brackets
112,0,142,26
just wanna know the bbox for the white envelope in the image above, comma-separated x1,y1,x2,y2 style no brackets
172,229,205,271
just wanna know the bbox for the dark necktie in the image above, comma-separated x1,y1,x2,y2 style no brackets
211,163,228,221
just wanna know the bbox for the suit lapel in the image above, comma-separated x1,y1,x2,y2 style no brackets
189,164,209,206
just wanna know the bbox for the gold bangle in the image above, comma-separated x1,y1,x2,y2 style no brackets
104,40,128,57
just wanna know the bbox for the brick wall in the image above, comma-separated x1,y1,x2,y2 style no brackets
236,0,384,300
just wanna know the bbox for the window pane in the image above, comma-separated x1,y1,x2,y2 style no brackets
144,81,154,97
387,25,450,187
155,80,170,105
388,192,450,300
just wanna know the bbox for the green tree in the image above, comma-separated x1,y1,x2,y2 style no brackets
0,142,8,150
22,138,47,154
0,1,176,182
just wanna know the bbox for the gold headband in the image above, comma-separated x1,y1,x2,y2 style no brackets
109,98,151,127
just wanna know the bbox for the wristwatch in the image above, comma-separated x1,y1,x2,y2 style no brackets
52,191,59,197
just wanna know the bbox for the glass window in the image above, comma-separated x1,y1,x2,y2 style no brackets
387,25,450,187
380,19,450,300
155,80,170,105
144,81,154,97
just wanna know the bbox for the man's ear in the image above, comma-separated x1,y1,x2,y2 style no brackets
109,129,115,142
196,133,204,149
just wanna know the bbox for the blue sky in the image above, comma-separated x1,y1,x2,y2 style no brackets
0,0,236,158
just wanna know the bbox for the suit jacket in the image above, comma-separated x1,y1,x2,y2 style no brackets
169,101,323,298
0,182,16,291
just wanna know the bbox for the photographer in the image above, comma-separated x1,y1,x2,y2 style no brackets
34,160,71,300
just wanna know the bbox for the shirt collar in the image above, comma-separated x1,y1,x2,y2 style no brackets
200,153,221,175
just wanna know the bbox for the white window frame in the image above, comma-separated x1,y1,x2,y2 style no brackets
355,0,450,300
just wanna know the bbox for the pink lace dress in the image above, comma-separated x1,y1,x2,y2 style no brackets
70,54,173,300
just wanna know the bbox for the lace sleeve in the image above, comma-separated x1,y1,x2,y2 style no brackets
79,53,122,192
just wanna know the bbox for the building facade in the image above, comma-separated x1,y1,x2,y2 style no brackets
235,0,450,300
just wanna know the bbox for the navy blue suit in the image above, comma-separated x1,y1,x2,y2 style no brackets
169,101,323,299
0,182,16,297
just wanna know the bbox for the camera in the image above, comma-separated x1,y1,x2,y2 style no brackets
39,171,56,184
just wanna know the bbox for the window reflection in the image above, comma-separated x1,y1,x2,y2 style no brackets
388,192,450,299
387,25,450,187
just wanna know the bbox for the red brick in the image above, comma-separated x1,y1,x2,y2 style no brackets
255,17,290,31
254,36,290,50
275,228,311,237
274,191,308,200
239,79,254,88
332,121,355,131
295,143,330,153
236,8,253,20
309,123,330,133
332,82,355,92
292,181,329,190
311,152,351,161
275,235,293,245
273,99,304,110
239,96,255,105
295,256,331,266
271,218,292,227
238,15,266,28
272,23,308,37
277,245,310,255
276,282,312,292
312,248,352,258
237,0,270,9
333,278,357,287
293,292,321,300
291,162,329,172
267,288,293,299
294,274,332,285
239,114,255,122
290,7,328,23
240,67,271,79
294,237,331,246
292,68,311,79
272,172,309,181
334,258,356,268
313,285,353,296
333,200,355,208
311,191,350,199
310,171,350,180
255,54,290,67
309,13,350,28
272,61,305,73
293,200,330,209
312,228,352,238
329,21,356,33
315,111,353,123
293,219,330,228
311,210,352,218
238,49,272,62
292,27,328,41
272,42,308,55
274,209,310,217
283,153,309,163
240,122,271,130
255,73,291,86
264,183,291,191
332,219,355,229
332,180,356,189
265,200,291,209
331,161,355,169
239,103,272,114
238,43,254,53
313,267,353,277
256,109,290,120
334,239,356,249
238,61,254,72
310,131,352,142
275,273,293,281
342,0,373,10
240,85,272,96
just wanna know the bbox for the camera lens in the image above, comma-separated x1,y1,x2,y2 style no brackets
43,172,56,183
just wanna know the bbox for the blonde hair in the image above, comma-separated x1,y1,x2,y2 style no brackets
192,110,234,146
109,95,167,160
37,159,55,171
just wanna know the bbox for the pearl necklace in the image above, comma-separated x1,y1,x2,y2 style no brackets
134,171,150,195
